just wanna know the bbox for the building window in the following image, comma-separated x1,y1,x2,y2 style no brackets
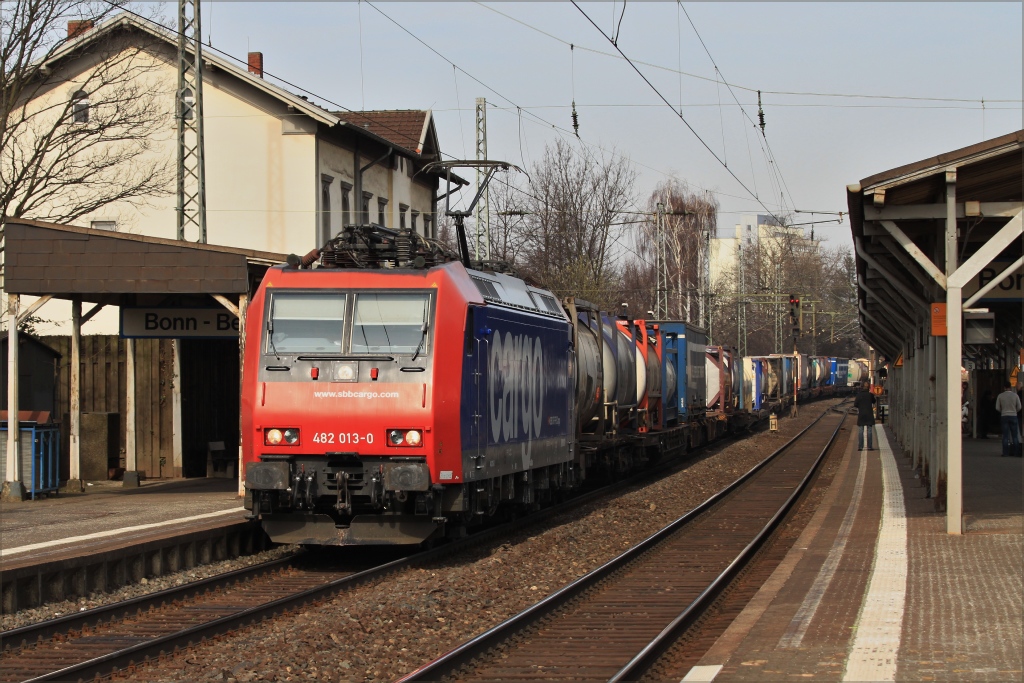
181,88,195,121
411,210,419,233
362,192,373,224
399,204,409,230
423,214,432,239
71,90,89,124
340,181,352,227
90,220,116,231
321,175,333,244
377,198,388,227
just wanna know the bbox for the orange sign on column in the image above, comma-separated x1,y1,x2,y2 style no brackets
931,303,947,336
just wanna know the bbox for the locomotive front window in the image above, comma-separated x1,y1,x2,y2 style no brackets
268,293,347,354
351,293,431,355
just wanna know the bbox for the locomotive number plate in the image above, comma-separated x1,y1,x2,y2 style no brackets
312,432,375,445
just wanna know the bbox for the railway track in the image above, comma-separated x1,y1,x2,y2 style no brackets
0,433,736,683
0,553,353,683
398,403,849,682
0,404,831,682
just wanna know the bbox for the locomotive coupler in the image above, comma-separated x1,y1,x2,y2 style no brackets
334,471,351,515
304,470,317,509
369,466,384,509
292,465,306,509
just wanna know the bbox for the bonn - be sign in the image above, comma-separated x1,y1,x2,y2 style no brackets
962,262,1024,302
121,307,239,339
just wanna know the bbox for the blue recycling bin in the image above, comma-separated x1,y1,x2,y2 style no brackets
0,424,60,499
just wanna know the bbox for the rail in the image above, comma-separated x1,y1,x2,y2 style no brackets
397,403,848,682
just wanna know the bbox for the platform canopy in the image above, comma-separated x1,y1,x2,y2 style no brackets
848,130,1023,360
847,130,1023,534
2,218,287,500
4,218,284,302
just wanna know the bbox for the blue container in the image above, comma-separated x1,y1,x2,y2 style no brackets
0,424,60,499
657,322,707,417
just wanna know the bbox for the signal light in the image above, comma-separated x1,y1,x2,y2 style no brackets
789,294,799,305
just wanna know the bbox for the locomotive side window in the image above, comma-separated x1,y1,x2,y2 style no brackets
530,291,561,314
471,277,503,301
351,293,431,355
268,293,346,354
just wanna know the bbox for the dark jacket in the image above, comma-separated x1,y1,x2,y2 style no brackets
854,389,876,426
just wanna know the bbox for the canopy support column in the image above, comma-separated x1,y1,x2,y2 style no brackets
3,294,23,501
67,299,83,492
124,338,140,487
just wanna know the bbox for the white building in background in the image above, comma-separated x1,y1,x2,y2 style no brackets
7,13,454,335
709,213,815,288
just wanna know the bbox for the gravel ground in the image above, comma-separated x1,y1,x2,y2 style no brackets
103,399,844,683
0,545,297,632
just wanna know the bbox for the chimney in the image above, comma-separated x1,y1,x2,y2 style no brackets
67,20,94,38
248,52,264,78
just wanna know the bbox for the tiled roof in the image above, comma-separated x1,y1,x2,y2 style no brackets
334,110,430,154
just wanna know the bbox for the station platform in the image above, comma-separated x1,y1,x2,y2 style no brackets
685,425,1023,682
1,477,245,556
0,478,259,611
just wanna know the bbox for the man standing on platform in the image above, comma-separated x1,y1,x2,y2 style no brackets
854,381,876,451
995,382,1021,457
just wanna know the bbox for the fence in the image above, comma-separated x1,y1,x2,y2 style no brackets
41,336,174,479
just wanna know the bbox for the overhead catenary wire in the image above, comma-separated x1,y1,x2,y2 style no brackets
359,1,814,216
570,1,787,227
678,2,796,213
473,2,1021,106
103,2,845,224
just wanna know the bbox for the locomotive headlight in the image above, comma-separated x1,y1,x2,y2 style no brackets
387,429,424,448
336,364,357,381
264,428,299,446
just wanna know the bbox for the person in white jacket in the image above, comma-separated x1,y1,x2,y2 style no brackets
995,382,1022,457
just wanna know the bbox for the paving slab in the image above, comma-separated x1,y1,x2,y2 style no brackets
1,478,244,557
687,426,1023,682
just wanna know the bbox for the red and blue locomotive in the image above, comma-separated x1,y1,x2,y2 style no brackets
243,225,579,545
241,222,854,547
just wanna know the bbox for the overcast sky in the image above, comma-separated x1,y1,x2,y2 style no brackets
172,2,1022,248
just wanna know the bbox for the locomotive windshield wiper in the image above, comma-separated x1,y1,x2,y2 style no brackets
267,319,282,361
297,354,394,362
411,321,429,361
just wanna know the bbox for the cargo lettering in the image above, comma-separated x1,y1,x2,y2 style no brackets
488,331,545,444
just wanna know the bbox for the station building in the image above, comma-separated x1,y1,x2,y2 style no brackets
848,129,1023,533
2,14,461,497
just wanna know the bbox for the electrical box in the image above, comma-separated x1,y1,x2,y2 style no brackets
964,311,995,344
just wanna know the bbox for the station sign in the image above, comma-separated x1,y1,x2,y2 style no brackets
121,307,239,339
961,262,1024,302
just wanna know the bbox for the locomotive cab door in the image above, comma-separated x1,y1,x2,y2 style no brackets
464,306,487,476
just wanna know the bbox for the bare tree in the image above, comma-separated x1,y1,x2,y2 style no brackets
1,1,171,227
623,179,718,322
712,225,864,357
484,175,531,267
514,139,637,308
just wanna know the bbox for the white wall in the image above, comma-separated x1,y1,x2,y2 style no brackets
11,38,440,336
